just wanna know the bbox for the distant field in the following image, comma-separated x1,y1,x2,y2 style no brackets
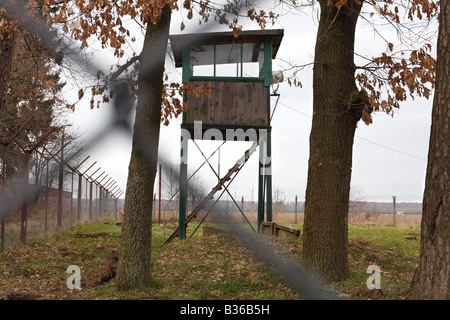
152,211,421,227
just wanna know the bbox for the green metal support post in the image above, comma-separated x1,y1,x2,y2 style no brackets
257,138,266,232
266,131,273,222
178,130,188,240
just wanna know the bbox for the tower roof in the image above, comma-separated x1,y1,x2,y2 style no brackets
170,29,284,68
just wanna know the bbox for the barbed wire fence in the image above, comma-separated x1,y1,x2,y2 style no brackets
0,115,124,251
0,0,343,300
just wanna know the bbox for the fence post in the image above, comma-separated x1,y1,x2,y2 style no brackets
57,132,64,228
70,171,74,225
77,174,82,222
392,195,397,226
104,188,108,218
102,188,105,218
105,190,109,218
85,177,88,219
241,196,245,223
101,187,105,218
97,186,100,218
295,195,298,224
114,197,118,220
153,193,156,222
98,185,102,219
159,164,162,224
89,181,93,222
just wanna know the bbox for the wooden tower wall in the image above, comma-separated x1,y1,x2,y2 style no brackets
184,79,269,128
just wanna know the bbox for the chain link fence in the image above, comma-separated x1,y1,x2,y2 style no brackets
0,0,343,300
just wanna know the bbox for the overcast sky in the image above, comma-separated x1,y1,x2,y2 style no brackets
63,2,437,203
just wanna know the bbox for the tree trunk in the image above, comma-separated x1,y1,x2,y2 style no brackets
302,0,365,281
115,5,171,290
410,0,449,300
0,29,17,117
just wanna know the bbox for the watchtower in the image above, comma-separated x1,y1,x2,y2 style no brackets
168,29,284,241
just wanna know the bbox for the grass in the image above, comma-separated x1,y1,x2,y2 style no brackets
0,219,422,300
340,225,421,299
